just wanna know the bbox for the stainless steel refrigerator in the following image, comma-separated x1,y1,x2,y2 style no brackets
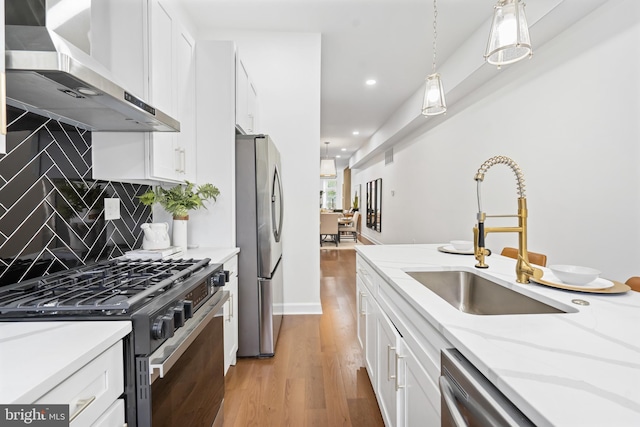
236,134,284,357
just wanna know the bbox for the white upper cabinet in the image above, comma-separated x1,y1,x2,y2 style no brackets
235,56,259,135
92,0,196,184
147,0,196,183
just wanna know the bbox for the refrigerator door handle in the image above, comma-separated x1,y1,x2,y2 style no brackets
271,164,284,242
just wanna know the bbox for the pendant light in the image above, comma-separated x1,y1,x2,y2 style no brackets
484,0,532,67
320,141,337,178
421,0,446,116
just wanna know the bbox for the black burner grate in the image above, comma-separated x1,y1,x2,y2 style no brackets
0,258,210,313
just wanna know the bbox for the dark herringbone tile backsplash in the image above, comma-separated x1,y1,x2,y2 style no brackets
0,107,151,286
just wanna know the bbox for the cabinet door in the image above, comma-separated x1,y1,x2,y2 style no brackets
223,275,238,374
147,0,179,182
400,344,440,427
247,81,257,133
356,278,367,350
235,58,250,134
364,291,377,383
357,276,376,383
377,309,401,426
175,29,196,181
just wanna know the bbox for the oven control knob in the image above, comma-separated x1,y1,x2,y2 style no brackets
152,314,175,340
172,304,185,327
183,300,193,320
212,271,227,287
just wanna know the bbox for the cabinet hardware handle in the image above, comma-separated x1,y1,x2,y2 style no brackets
0,72,6,136
226,294,234,322
388,345,396,381
180,148,186,173
358,291,367,315
69,396,96,422
395,352,406,391
174,148,181,172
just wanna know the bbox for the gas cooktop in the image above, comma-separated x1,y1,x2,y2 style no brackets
0,258,213,315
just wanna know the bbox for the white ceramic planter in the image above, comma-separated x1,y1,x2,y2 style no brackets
172,218,188,250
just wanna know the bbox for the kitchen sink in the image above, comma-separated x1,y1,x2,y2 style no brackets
405,270,569,315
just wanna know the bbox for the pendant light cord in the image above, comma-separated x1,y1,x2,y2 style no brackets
432,0,438,74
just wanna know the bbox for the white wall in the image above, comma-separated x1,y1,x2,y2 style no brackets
353,0,640,280
199,29,323,314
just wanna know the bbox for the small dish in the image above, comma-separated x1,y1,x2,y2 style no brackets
438,245,474,255
549,265,601,286
450,240,473,251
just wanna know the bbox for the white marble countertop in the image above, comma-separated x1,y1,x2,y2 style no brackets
167,246,239,265
356,244,640,427
0,321,132,404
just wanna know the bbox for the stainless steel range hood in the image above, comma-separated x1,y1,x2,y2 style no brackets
4,0,180,132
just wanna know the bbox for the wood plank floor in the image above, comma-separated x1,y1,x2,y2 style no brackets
223,248,384,426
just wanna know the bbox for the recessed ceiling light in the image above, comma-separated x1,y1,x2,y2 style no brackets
336,155,341,158
341,148,347,151
352,130,360,135
365,79,376,86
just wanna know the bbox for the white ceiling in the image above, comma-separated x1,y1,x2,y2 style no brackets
178,0,493,167
178,0,608,168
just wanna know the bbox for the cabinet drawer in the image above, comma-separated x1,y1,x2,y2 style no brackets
224,255,238,278
92,399,125,427
36,341,124,426
356,256,377,295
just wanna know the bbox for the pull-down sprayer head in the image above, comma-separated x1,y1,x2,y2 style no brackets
474,156,526,210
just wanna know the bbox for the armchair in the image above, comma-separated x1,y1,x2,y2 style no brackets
339,212,359,241
320,213,340,246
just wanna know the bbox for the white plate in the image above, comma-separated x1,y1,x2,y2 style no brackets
437,245,474,255
541,272,614,290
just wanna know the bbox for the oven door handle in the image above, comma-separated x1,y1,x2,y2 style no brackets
149,291,229,383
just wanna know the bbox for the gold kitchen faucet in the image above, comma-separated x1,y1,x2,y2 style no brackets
472,156,543,284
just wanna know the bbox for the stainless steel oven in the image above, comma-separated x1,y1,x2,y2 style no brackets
0,257,229,427
440,349,535,427
141,291,228,427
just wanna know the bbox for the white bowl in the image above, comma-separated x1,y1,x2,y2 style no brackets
450,240,473,251
549,265,601,286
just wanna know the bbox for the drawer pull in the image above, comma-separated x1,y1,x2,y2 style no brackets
388,345,396,381
358,291,367,315
69,396,96,422
395,352,406,391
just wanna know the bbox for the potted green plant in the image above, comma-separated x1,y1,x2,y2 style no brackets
138,181,220,249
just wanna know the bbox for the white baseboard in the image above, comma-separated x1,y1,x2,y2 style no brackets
278,302,323,315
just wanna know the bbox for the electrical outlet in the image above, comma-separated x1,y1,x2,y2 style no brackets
104,198,121,220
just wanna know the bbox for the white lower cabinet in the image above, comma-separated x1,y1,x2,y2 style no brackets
377,306,402,426
91,399,125,427
356,275,377,382
401,344,440,427
35,341,125,426
356,254,448,427
223,255,239,374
